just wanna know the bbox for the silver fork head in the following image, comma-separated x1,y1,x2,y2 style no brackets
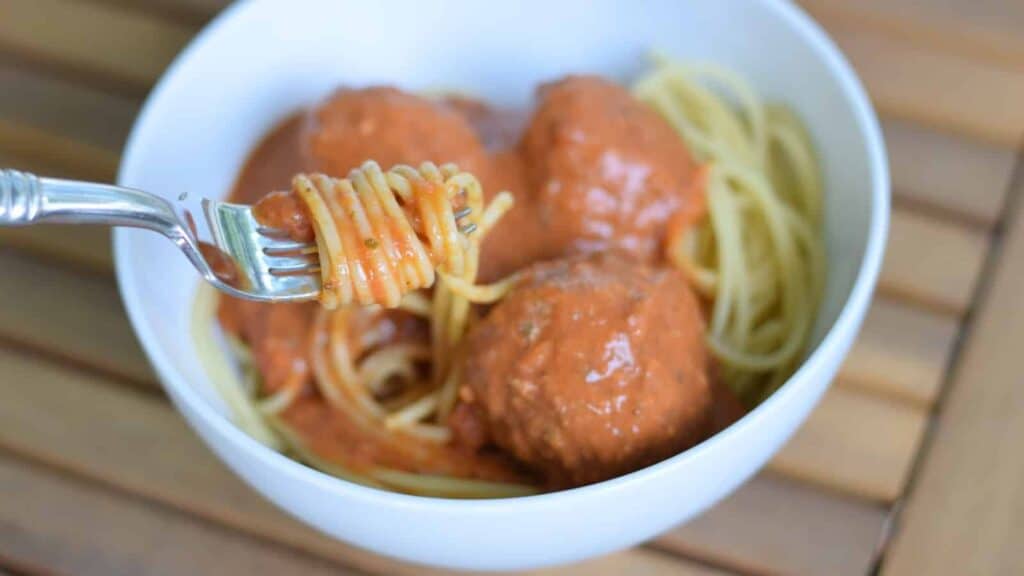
202,199,320,303
200,198,478,304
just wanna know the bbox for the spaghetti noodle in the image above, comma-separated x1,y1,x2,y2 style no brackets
193,62,826,497
296,161,509,309
196,161,531,497
633,55,825,401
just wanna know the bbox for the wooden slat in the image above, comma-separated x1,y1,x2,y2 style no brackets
881,208,988,315
104,0,231,25
882,167,1024,575
0,249,150,382
0,61,139,151
0,453,357,576
0,119,118,182
803,4,1024,147
0,226,113,272
839,296,959,407
547,551,728,576
659,473,886,576
801,0,1024,67
0,0,193,92
884,117,1016,226
0,63,136,264
0,342,883,575
771,386,929,501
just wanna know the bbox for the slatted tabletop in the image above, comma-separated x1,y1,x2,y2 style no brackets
0,1,1021,574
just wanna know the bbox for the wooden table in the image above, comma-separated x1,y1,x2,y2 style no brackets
0,1,1021,574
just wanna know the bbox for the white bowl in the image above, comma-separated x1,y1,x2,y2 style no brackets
115,0,888,570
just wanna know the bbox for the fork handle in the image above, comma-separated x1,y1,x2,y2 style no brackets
0,168,183,234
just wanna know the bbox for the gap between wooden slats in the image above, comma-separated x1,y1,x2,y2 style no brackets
0,453,359,576
0,0,193,93
802,3,1024,147
0,344,878,576
881,142,1024,576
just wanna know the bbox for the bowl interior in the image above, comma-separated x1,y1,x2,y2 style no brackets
118,0,881,469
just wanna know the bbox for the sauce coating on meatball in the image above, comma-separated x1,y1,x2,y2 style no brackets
519,76,704,262
459,254,712,487
304,87,490,180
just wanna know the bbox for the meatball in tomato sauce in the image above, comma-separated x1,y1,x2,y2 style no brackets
519,76,704,263
458,254,712,487
303,87,491,180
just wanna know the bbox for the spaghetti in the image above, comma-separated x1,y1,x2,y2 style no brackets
193,62,826,497
296,161,510,309
196,161,530,497
633,55,825,401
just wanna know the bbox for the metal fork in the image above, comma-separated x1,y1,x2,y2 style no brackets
1,170,478,303
0,169,321,302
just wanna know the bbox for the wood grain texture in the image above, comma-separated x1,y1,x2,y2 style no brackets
0,454,356,576
0,225,113,271
802,3,1024,146
103,0,232,25
0,249,150,382
0,0,193,91
544,551,729,576
0,344,883,576
658,473,886,576
884,118,1016,227
0,119,118,182
883,170,1024,575
772,386,929,501
800,0,1024,67
840,296,959,407
0,61,139,151
882,208,988,315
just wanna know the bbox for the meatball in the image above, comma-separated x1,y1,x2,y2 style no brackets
520,76,704,262
252,189,314,242
303,87,490,179
459,254,712,487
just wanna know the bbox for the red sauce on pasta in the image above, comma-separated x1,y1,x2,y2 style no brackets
219,78,744,489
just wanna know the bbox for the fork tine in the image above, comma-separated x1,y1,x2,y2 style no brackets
459,222,477,235
454,206,472,221
270,263,322,276
200,198,321,302
257,225,293,238
263,242,317,256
